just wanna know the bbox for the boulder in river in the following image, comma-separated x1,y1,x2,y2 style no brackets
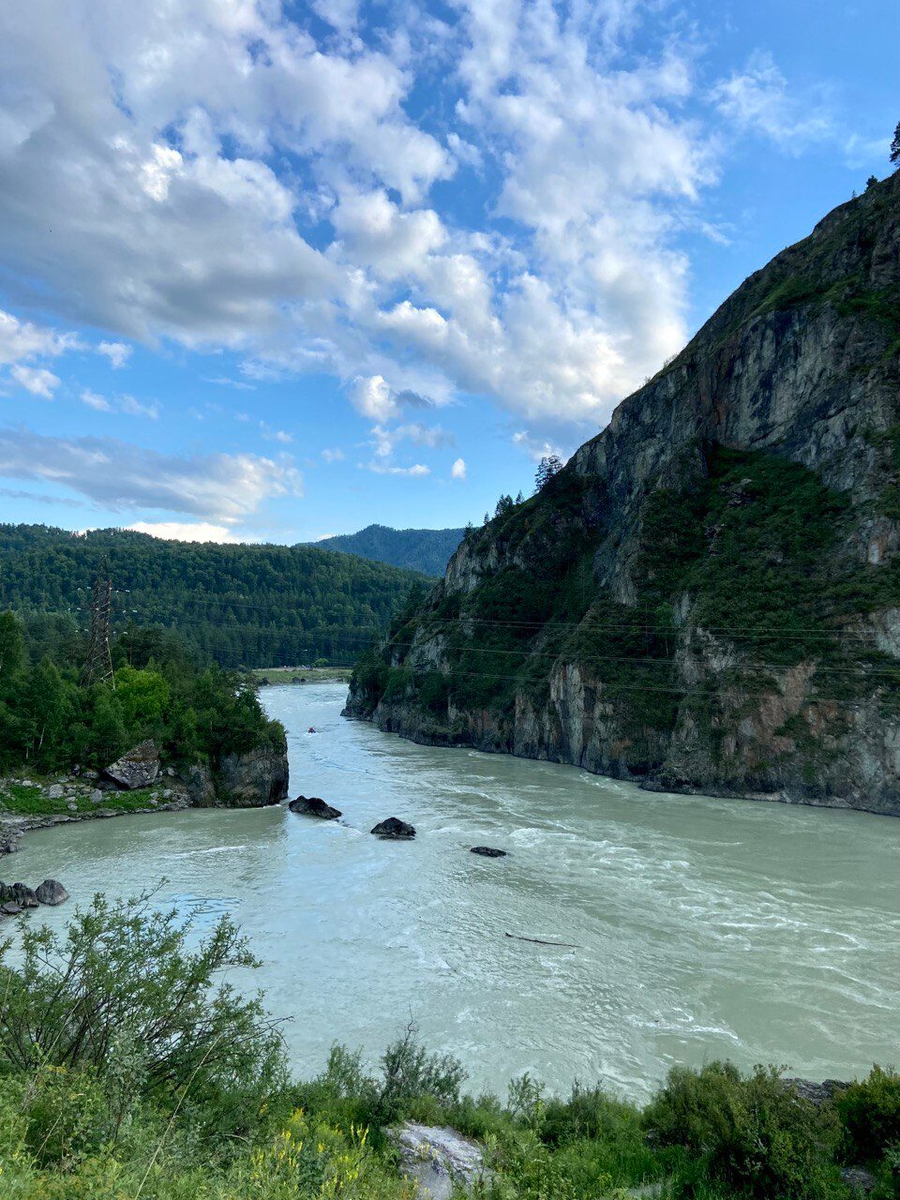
0,902,22,916
36,879,69,906
289,795,342,820
10,883,39,908
470,846,507,858
371,817,416,840
102,740,161,790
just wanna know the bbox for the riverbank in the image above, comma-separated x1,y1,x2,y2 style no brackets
0,890,896,1200
0,775,191,853
252,665,351,685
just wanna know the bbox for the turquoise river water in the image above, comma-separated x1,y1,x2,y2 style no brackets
9,682,900,1102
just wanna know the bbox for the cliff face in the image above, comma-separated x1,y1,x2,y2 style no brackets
346,175,900,817
182,731,289,808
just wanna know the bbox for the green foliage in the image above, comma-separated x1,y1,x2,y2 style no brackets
835,1065,900,1165
0,898,896,1200
0,611,283,778
645,1062,843,1200
0,522,429,668
312,523,465,576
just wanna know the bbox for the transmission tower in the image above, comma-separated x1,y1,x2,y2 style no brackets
82,572,115,687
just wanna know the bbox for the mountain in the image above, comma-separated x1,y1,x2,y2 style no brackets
312,524,466,575
0,524,427,667
346,172,900,817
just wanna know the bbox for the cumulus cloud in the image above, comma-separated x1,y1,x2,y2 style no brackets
0,0,743,433
98,341,132,368
0,311,77,365
11,364,60,398
710,51,833,151
451,457,467,481
321,447,345,463
0,428,301,521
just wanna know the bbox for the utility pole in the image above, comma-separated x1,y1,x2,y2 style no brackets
82,571,115,687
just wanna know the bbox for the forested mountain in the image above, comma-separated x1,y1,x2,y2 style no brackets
347,172,900,817
0,525,426,667
312,524,465,575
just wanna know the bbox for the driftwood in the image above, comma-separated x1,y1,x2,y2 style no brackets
505,932,579,948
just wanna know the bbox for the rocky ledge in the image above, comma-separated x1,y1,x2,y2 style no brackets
0,734,289,853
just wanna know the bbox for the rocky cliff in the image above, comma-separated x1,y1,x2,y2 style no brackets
346,173,900,817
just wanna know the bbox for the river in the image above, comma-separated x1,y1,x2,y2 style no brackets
9,682,900,1102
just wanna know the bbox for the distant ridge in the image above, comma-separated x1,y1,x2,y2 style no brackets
0,523,426,667
312,524,465,576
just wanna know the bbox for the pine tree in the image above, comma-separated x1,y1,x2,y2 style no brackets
534,454,564,492
891,121,900,167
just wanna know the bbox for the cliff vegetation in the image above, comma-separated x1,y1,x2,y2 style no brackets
348,172,900,816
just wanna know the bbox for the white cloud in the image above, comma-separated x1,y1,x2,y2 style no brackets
0,0,727,433
80,389,158,418
127,521,246,543
321,447,345,463
0,427,301,521
366,462,430,477
11,364,60,398
710,51,833,151
451,457,467,481
350,375,400,421
98,340,132,368
0,309,79,366
203,376,256,391
81,388,112,412
512,430,567,463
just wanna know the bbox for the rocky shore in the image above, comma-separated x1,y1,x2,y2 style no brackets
0,735,289,855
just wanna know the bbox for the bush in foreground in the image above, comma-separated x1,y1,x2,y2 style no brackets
0,897,894,1199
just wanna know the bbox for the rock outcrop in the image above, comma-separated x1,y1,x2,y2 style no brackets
393,1122,490,1200
215,737,289,807
179,731,289,808
347,173,900,817
101,740,161,790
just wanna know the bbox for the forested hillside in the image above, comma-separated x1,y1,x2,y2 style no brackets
312,524,465,575
0,525,427,667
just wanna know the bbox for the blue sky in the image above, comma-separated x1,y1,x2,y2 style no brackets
0,0,896,543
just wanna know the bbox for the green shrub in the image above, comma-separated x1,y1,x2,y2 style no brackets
836,1065,900,1164
644,1062,842,1200
0,892,286,1145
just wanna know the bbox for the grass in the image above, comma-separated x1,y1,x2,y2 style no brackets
0,780,165,817
251,666,352,685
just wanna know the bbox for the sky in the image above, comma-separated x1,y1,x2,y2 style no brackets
0,0,896,544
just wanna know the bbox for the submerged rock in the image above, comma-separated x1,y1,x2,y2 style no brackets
393,1122,490,1200
470,846,507,858
102,740,161,790
0,902,22,916
36,879,69,906
289,795,342,820
371,817,416,839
